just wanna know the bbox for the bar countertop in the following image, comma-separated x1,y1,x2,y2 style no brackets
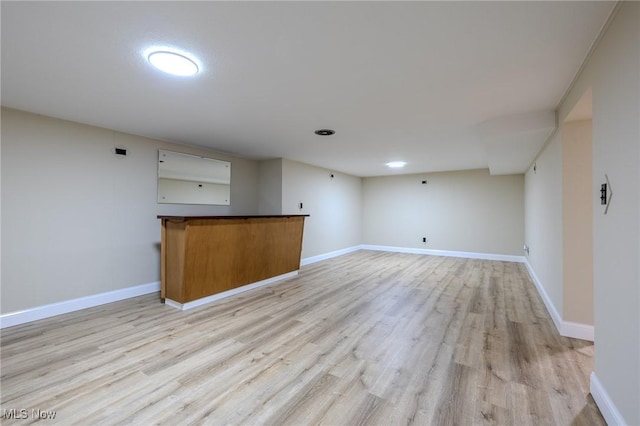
157,214,310,221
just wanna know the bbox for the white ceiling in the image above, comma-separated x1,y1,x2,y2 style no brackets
1,1,615,177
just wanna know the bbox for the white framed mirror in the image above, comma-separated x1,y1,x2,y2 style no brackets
158,150,231,205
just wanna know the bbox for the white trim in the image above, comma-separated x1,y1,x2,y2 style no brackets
0,281,160,329
360,245,525,263
165,271,298,311
164,298,184,310
300,245,363,266
561,321,594,342
590,372,628,426
356,249,593,341
523,259,595,342
523,258,563,332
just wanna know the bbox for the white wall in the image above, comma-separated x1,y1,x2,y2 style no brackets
1,108,259,313
363,169,524,256
258,158,283,215
525,133,564,319
526,3,639,423
524,116,595,334
586,4,639,423
281,159,362,259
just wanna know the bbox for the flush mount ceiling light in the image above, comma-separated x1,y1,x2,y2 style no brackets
386,161,407,168
314,129,335,136
146,49,199,76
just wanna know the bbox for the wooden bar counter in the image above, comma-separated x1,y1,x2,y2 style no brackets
158,215,308,308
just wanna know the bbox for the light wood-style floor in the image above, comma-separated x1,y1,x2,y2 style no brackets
1,251,604,425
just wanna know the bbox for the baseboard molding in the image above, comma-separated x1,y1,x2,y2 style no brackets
561,320,594,342
1,248,592,344
165,271,298,311
523,258,563,332
0,281,160,329
300,246,362,266
361,245,525,263
590,372,628,426
523,259,594,342
302,246,594,341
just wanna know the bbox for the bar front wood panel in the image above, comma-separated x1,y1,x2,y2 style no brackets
161,216,306,303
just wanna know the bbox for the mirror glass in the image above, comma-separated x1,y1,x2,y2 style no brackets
158,150,231,205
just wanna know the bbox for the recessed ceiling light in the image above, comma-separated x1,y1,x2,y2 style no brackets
314,129,335,136
147,50,199,76
386,161,407,168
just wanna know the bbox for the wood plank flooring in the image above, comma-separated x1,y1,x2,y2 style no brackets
0,251,604,425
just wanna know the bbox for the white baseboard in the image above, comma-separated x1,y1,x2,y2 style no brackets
300,246,362,266
1,248,592,345
591,372,628,426
361,244,525,263
301,244,526,264
523,258,563,332
523,259,594,342
165,271,298,311
561,321,594,341
0,281,160,329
